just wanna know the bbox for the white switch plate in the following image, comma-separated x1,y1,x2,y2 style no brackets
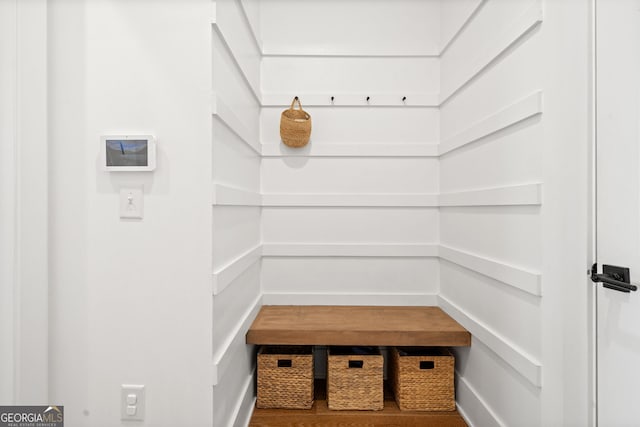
120,188,143,219
121,384,145,421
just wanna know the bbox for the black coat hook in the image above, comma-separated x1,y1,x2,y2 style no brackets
366,96,370,102
331,96,334,102
402,96,407,102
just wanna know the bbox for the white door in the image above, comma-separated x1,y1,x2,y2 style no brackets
596,0,640,425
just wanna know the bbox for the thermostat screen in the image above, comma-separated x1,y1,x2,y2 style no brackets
106,139,148,167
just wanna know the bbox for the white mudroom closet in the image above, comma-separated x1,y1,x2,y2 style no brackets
211,0,591,426
19,0,595,426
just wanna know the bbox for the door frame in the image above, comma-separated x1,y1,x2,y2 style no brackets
591,0,640,424
590,0,598,423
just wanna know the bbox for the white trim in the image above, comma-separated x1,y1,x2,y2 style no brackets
211,23,260,103
261,142,439,158
262,193,439,207
212,245,262,295
440,91,544,155
439,183,543,207
261,243,440,257
212,183,261,207
14,0,48,403
588,0,597,425
440,1,543,104
261,92,439,107
439,295,542,387
237,0,263,53
0,0,17,404
210,0,217,23
212,295,261,386
228,368,257,427
262,292,439,307
456,372,507,427
439,0,486,57
261,51,439,58
211,93,261,154
440,245,542,297
218,185,540,208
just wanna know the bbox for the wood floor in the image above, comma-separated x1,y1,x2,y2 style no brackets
249,381,468,427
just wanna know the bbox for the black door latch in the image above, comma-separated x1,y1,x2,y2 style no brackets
591,263,638,293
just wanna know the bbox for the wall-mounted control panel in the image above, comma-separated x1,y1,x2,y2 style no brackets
102,135,156,172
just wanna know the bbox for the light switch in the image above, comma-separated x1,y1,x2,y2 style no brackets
126,394,137,405
119,188,143,219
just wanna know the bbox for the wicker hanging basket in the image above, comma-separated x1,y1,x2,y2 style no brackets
280,97,312,148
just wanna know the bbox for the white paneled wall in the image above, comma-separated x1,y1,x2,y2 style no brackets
263,57,438,93
258,0,442,306
211,1,262,426
439,0,591,426
259,0,441,56
254,1,590,426
261,108,439,157
455,337,541,426
262,257,439,306
439,0,545,425
261,158,438,193
261,109,439,144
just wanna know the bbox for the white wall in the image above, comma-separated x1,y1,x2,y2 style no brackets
15,1,49,403
259,0,442,306
259,0,440,56
49,1,214,426
48,1,87,421
211,0,263,426
438,0,591,426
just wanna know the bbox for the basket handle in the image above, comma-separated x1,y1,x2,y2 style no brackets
290,96,303,111
348,360,364,369
277,359,292,368
419,361,435,370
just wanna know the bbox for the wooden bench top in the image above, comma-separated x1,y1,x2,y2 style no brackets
246,305,471,347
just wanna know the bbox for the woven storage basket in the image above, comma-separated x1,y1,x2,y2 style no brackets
389,347,455,411
327,346,383,411
280,97,312,148
257,346,314,409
